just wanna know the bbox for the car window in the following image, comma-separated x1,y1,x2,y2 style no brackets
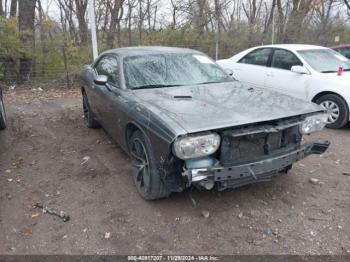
95,55,119,87
338,48,350,59
123,54,233,89
271,49,302,70
298,49,350,73
238,48,271,66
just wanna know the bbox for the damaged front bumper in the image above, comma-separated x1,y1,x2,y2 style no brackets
183,141,330,190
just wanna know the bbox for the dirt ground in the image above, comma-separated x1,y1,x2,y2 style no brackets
0,88,349,255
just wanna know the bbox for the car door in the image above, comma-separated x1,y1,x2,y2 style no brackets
93,55,116,119
93,54,125,143
232,48,272,88
264,48,311,100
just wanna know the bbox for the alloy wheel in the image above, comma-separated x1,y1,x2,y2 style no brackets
82,94,90,122
0,98,6,123
130,138,150,191
320,100,340,124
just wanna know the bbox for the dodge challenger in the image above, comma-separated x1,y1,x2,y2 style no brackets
80,46,329,200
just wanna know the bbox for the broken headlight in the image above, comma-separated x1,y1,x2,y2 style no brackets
173,133,221,160
300,113,327,134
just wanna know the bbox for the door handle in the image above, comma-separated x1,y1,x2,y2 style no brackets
266,72,274,77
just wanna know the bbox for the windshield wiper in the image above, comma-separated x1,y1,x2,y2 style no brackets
321,69,350,73
197,81,223,85
320,70,337,73
132,84,183,90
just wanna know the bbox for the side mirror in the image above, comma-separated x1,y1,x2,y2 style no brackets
291,66,309,75
94,75,108,85
224,68,234,76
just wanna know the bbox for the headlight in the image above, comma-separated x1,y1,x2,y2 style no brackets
300,113,327,134
173,133,221,160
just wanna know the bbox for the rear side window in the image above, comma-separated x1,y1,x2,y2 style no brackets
238,48,271,66
271,49,302,70
95,55,120,87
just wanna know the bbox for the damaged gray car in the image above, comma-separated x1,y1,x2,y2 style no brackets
80,46,330,200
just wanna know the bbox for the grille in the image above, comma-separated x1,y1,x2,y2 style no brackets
220,125,300,166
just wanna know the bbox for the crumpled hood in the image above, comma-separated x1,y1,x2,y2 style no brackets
133,81,323,134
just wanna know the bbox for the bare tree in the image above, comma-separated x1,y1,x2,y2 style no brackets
56,0,78,42
138,0,146,44
283,0,323,42
37,0,49,77
0,0,4,16
18,0,36,83
192,0,209,36
313,0,334,44
58,0,70,88
126,0,137,45
263,0,276,34
74,0,88,44
170,0,177,28
10,0,16,16
344,0,350,10
242,0,264,45
107,0,125,48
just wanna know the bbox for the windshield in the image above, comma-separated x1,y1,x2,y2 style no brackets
298,49,350,73
123,53,233,89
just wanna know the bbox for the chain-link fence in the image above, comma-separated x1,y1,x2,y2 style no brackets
0,36,245,89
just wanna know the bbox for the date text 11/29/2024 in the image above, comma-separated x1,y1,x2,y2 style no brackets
127,255,219,261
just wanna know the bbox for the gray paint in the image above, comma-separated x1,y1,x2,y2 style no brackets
81,46,323,148
80,46,327,193
132,81,323,136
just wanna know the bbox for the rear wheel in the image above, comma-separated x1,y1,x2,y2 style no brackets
316,94,349,129
0,92,6,130
82,91,100,128
128,130,169,200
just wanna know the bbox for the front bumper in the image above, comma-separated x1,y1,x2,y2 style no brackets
185,141,330,189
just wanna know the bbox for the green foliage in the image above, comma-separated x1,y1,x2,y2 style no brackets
1,11,350,87
0,17,22,59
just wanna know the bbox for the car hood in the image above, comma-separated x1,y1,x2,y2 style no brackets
133,81,323,134
320,71,350,83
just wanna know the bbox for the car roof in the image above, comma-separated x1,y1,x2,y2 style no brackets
102,46,203,56
330,44,350,49
253,44,329,51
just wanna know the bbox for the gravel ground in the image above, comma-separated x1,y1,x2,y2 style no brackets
0,88,349,255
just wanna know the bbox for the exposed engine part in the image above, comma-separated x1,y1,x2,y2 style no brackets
198,179,215,190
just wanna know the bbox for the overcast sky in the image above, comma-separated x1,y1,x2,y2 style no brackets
40,0,173,23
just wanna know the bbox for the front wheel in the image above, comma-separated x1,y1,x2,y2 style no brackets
82,91,100,128
128,130,169,200
316,94,349,129
0,92,7,130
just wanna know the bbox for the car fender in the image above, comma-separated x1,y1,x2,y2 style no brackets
122,102,184,164
308,76,350,103
308,82,350,121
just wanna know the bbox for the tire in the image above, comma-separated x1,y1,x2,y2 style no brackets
128,130,169,200
0,91,7,130
82,91,100,128
316,94,349,129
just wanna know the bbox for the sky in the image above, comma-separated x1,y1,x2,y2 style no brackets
40,0,173,24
